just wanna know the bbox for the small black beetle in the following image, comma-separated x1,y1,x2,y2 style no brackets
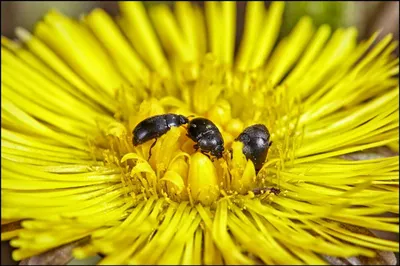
187,118,224,159
252,187,280,196
132,113,189,159
235,124,272,171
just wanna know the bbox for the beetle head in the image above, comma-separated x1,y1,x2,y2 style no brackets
179,115,189,125
212,144,224,159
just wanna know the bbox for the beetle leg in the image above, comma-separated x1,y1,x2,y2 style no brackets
193,143,199,151
201,151,212,160
270,187,281,195
148,139,158,160
252,187,262,195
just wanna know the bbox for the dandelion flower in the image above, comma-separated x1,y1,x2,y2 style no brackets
1,1,399,265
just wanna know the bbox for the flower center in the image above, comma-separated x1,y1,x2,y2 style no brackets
91,57,300,206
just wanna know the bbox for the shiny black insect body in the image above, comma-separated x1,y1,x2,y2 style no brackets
132,113,189,159
252,187,281,196
235,124,272,171
187,118,224,159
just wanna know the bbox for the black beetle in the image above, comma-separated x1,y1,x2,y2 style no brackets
132,113,189,159
235,124,272,171
186,118,224,159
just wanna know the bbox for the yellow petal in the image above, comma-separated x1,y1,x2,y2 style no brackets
188,153,220,205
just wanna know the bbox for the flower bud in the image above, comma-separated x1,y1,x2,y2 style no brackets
188,152,220,205
225,118,244,138
230,141,256,194
160,157,189,201
207,100,232,127
222,132,235,149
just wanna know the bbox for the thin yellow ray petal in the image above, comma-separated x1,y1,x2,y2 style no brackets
298,102,398,156
15,27,116,113
1,143,91,164
35,11,128,97
90,199,158,258
266,16,314,86
387,141,399,153
301,86,398,131
119,1,171,77
12,230,93,261
2,186,123,208
2,83,93,137
130,203,188,264
5,184,123,207
5,194,127,221
294,137,399,164
149,4,195,63
2,170,119,189
1,128,90,157
3,159,120,182
1,153,84,166
1,229,24,241
304,37,397,117
203,224,223,265
248,2,285,70
205,1,222,60
248,210,307,263
1,36,104,113
1,98,88,150
221,1,236,64
159,210,201,264
96,198,152,241
307,31,380,106
283,24,331,86
1,178,111,192
331,215,399,233
355,34,394,73
212,200,254,264
289,27,357,99
235,2,265,71
227,213,275,264
1,47,108,125
175,2,199,61
318,221,399,251
181,231,195,264
192,4,207,59
192,227,203,264
84,8,150,86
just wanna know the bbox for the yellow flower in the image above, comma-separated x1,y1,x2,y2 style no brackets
1,1,399,265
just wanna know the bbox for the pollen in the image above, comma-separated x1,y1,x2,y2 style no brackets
108,95,277,205
1,1,399,265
